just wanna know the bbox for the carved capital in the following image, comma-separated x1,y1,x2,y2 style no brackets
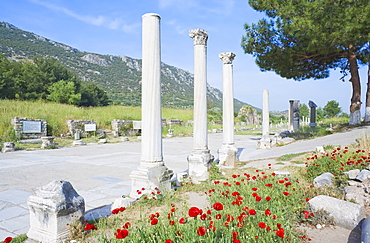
219,52,236,64
189,29,208,46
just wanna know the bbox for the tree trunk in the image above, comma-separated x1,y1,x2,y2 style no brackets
348,48,361,125
364,62,370,122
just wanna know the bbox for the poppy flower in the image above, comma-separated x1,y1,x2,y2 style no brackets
123,222,131,229
265,209,271,216
252,187,258,191
276,228,285,238
115,229,129,239
169,220,175,225
4,237,12,243
84,223,97,230
188,207,201,217
283,192,291,196
249,209,256,215
179,218,186,224
165,240,173,243
232,191,240,196
197,227,207,236
266,196,272,201
258,222,266,229
213,202,224,211
215,214,222,219
151,218,158,225
255,196,262,202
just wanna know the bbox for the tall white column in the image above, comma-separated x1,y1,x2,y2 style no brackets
258,89,271,149
188,29,213,183
218,52,237,166
129,13,172,199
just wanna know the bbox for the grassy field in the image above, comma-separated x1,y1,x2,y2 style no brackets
0,100,193,143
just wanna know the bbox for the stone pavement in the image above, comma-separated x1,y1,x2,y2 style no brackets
1,125,370,239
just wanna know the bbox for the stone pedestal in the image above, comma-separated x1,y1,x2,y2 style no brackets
309,100,317,127
27,180,85,243
129,13,172,198
258,89,271,149
41,136,56,149
289,100,300,132
217,52,237,166
2,142,15,153
188,29,213,182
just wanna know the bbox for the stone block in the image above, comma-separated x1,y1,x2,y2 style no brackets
309,195,364,229
72,140,86,146
345,186,366,206
27,180,85,243
2,142,15,153
273,171,291,178
313,172,334,187
356,170,370,182
344,169,361,180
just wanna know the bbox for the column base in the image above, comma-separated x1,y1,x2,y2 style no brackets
218,144,237,167
129,162,173,199
187,150,214,183
257,136,271,149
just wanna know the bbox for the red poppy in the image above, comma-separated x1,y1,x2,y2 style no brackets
276,228,285,238
165,240,173,243
252,193,258,197
266,196,272,201
236,223,243,227
216,214,222,219
188,207,201,217
112,208,120,214
283,192,291,196
213,202,224,211
232,231,238,239
233,240,241,243
252,187,258,191
123,222,131,229
258,222,266,229
249,209,256,215
115,229,129,239
197,227,207,236
169,220,175,225
4,237,12,243
265,184,273,187
200,214,207,220
255,196,262,202
265,209,271,216
232,191,240,196
84,223,97,230
151,218,158,225
179,218,186,224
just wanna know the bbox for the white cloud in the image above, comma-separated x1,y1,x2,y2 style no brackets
29,0,139,33
166,20,188,35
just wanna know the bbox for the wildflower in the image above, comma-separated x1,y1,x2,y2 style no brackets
276,228,285,238
249,209,256,215
266,196,272,201
179,218,186,224
213,202,224,211
255,196,262,202
197,227,207,236
123,222,131,229
258,222,266,229
283,192,291,196
216,214,222,219
188,207,201,217
252,187,258,191
115,229,129,239
265,184,273,187
236,223,243,227
151,218,158,225
232,191,240,196
84,223,97,230
169,220,175,225
265,209,271,216
4,237,12,243
165,240,173,243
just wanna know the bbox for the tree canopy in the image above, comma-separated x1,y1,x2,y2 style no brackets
242,0,370,124
323,100,342,118
0,55,110,106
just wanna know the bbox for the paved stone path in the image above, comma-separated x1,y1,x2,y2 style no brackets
0,125,369,239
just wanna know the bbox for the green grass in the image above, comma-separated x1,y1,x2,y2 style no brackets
276,152,306,161
0,100,193,143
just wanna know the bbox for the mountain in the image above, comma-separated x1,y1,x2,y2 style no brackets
0,21,249,111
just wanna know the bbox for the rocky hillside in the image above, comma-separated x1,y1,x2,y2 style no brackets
0,21,248,111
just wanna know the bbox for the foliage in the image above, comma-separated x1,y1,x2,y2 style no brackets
276,152,306,161
47,80,81,105
242,0,370,123
0,55,109,106
323,100,342,118
299,104,309,119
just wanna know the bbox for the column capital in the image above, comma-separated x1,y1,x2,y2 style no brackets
189,29,208,46
219,52,236,64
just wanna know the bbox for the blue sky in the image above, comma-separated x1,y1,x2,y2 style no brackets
1,0,368,112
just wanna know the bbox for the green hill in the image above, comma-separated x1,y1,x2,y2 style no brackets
0,21,250,111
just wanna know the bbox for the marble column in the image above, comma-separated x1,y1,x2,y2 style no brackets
289,100,294,132
129,13,172,199
309,100,317,127
258,89,271,149
188,29,214,183
289,100,300,132
218,52,237,166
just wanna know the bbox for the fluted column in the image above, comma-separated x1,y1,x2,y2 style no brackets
218,52,237,166
129,13,172,198
187,29,213,183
